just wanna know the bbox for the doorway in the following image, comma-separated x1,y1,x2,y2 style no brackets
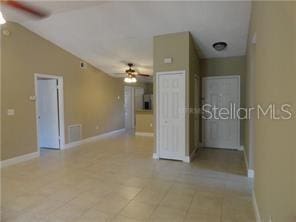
202,76,240,149
35,74,65,150
156,71,186,161
124,86,135,130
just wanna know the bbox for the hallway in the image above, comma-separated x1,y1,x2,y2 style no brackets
1,132,255,222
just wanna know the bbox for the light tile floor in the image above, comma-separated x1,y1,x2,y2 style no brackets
1,132,255,222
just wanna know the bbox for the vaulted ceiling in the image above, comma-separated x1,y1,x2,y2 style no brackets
2,1,251,76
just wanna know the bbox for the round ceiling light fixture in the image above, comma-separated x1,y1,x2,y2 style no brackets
213,42,227,51
124,76,137,83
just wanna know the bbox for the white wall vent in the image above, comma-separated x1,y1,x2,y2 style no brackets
80,61,87,69
68,124,82,143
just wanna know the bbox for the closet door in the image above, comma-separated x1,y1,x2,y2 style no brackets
157,72,185,160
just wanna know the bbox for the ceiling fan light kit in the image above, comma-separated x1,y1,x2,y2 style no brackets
124,77,137,83
120,63,150,83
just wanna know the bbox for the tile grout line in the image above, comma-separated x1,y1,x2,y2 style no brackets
183,189,196,222
145,183,174,221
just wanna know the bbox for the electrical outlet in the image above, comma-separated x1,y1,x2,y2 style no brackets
96,125,99,130
150,123,153,127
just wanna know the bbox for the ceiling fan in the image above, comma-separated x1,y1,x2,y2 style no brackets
0,0,49,24
116,63,150,83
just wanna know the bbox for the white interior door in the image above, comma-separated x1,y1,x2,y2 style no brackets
37,79,60,149
202,76,240,149
157,72,185,160
124,86,134,130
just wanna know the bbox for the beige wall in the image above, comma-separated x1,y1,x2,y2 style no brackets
153,32,190,73
246,2,296,221
144,83,153,95
153,32,200,156
244,5,257,170
135,111,153,133
1,22,124,161
189,34,200,154
200,56,246,146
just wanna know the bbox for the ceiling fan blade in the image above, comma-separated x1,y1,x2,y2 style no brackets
137,73,151,77
3,0,49,18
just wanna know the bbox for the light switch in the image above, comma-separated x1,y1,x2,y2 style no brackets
29,96,36,101
7,109,15,116
117,96,120,100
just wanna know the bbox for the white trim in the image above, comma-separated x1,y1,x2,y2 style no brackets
248,169,255,178
155,70,187,162
202,75,240,149
252,33,257,44
252,190,262,222
237,145,244,151
63,128,125,149
152,153,159,159
183,156,190,163
242,145,255,178
34,73,65,150
135,132,154,137
0,151,40,168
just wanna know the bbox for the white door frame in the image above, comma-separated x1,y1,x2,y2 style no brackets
155,70,188,161
34,73,65,151
202,75,240,149
124,86,135,130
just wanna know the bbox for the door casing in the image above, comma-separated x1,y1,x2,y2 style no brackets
34,73,65,151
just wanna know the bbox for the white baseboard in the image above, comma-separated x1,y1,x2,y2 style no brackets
135,132,154,137
0,151,40,168
183,156,190,163
252,190,262,222
152,153,159,159
63,128,125,149
237,145,244,151
248,169,255,178
242,145,254,178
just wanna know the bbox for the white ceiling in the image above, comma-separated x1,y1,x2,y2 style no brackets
2,1,251,76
